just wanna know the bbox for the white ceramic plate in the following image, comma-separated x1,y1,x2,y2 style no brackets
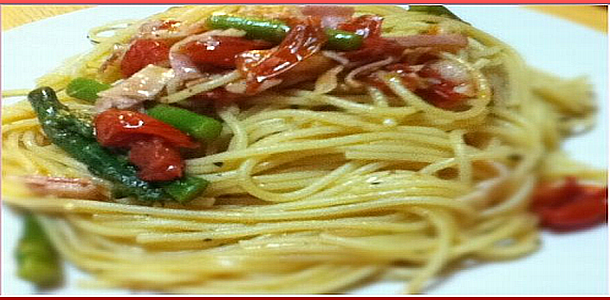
1,5,608,295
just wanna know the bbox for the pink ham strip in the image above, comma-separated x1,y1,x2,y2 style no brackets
137,19,204,40
169,52,204,82
22,176,109,201
300,5,355,28
95,65,174,112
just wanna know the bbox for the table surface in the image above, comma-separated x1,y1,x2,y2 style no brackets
1,5,607,33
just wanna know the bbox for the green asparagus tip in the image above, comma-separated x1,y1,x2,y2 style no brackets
16,214,63,288
147,104,223,141
162,176,210,204
66,77,111,103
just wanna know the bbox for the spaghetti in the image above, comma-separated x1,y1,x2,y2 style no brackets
1,5,606,294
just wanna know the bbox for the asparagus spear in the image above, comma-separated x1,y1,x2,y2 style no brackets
28,87,166,201
147,104,223,141
162,176,210,204
208,15,290,43
207,15,363,51
28,87,209,203
16,214,62,288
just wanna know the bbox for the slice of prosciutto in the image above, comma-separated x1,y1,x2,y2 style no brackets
96,64,174,111
137,19,204,41
21,175,109,200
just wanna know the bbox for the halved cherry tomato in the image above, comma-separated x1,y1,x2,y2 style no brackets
95,109,197,181
338,15,383,38
538,188,607,231
120,39,171,78
129,137,184,181
236,17,327,94
531,176,582,210
95,109,198,149
531,177,608,231
181,36,272,69
338,15,405,64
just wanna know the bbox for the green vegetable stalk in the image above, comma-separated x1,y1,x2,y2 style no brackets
16,214,62,288
208,15,289,43
323,28,364,52
147,104,223,140
28,87,208,203
162,176,210,204
29,87,166,201
207,15,363,51
66,77,111,103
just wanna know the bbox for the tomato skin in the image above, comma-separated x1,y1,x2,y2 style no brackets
129,137,184,181
538,191,607,231
94,109,198,149
531,177,582,210
181,36,272,69
414,81,468,109
360,62,467,108
340,15,467,108
157,20,181,31
531,177,608,231
338,15,383,38
236,17,327,94
338,15,405,64
414,63,468,108
94,109,198,182
120,39,171,78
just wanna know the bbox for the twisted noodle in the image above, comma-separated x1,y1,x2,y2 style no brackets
1,5,605,294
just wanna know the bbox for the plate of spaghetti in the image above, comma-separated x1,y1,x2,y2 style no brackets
1,5,607,295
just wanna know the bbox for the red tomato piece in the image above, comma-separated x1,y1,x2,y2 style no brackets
338,15,383,38
181,36,272,69
236,17,327,94
414,82,468,109
158,20,181,31
539,191,607,231
338,15,405,64
531,176,582,211
414,63,469,108
129,137,184,181
531,177,608,231
120,39,171,78
339,14,469,109
359,61,467,109
94,109,198,149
